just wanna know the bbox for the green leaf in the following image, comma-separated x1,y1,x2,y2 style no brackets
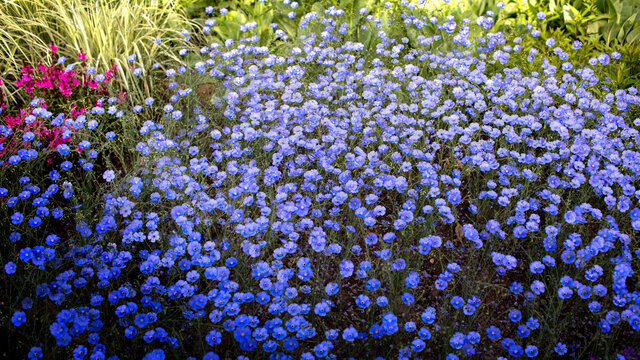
358,24,373,48
591,14,614,22
274,14,297,39
356,0,370,8
586,19,609,35
307,2,323,15
573,0,584,10
618,3,634,23
618,13,637,42
606,0,618,22
563,4,580,23
604,22,617,45
627,26,640,44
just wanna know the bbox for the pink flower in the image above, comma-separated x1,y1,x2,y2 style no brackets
78,52,87,60
49,44,58,52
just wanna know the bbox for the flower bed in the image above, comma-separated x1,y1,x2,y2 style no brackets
2,2,640,359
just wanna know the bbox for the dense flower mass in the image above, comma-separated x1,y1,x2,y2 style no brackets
2,1,640,359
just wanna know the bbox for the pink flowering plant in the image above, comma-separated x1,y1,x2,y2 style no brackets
0,46,123,165
13,46,120,117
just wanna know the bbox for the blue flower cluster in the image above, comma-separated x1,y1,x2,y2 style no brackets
2,0,640,359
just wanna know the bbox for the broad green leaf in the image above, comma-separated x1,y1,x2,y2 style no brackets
606,0,618,23
591,14,614,22
358,24,373,49
587,19,608,35
618,13,637,42
274,14,298,38
618,2,635,23
627,25,640,43
310,2,325,14
563,4,580,23
604,22,617,45
612,0,623,22
573,0,584,10
360,0,377,8
258,29,273,46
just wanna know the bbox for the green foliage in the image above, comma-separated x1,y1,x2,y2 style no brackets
434,0,640,88
180,0,640,90
501,0,640,46
518,26,640,89
0,0,196,106
185,0,466,59
587,0,640,46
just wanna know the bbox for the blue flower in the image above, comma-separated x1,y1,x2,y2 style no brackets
555,342,567,355
463,304,476,315
508,309,522,322
342,327,357,342
314,301,330,316
205,330,222,346
10,212,23,225
72,345,87,359
355,295,371,309
61,161,72,170
529,261,544,274
11,311,26,326
526,317,539,330
325,282,338,296
4,261,16,274
9,232,20,242
52,208,63,219
447,189,462,204
450,296,464,309
509,344,524,357
449,332,465,349
530,280,545,295
487,325,501,339
558,286,573,299
339,259,354,277
28,217,42,227
170,205,186,220
21,297,32,309
283,337,299,351
421,307,436,324
28,347,43,360
418,327,431,340
564,211,577,224
57,144,70,155
513,225,528,238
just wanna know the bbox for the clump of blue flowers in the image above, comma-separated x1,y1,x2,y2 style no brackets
2,0,640,359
